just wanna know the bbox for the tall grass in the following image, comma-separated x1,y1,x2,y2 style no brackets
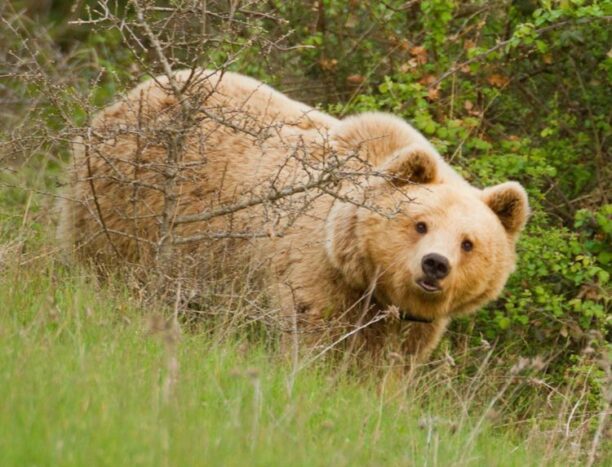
0,249,599,466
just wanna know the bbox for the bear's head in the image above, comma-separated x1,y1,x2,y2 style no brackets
326,145,529,322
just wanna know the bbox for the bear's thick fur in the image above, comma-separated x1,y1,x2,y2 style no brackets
58,69,529,361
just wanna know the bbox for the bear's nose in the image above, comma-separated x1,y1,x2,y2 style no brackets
421,253,450,279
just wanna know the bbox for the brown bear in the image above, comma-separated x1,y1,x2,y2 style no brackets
57,69,529,362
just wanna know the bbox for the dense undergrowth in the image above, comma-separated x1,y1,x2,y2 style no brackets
0,0,610,465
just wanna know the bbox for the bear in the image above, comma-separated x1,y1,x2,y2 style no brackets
57,69,529,362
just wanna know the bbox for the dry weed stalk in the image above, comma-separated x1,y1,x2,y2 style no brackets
147,283,182,404
586,355,611,467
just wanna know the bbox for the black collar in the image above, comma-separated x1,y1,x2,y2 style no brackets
399,313,435,324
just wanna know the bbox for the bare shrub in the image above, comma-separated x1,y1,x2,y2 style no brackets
1,1,407,350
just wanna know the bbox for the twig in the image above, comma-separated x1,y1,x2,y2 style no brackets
84,129,122,258
297,312,389,373
173,173,337,225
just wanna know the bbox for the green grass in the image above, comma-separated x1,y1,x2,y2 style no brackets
0,260,568,467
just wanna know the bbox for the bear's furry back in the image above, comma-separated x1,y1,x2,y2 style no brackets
58,69,457,269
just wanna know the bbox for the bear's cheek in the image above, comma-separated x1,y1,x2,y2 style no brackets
451,248,497,304
364,223,416,266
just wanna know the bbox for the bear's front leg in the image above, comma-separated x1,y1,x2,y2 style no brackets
400,318,450,363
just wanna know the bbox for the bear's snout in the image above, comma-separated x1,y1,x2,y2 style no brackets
421,253,450,280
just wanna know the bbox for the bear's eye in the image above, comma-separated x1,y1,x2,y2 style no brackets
415,222,428,234
461,240,473,252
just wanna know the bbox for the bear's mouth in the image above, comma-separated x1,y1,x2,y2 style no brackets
416,278,442,294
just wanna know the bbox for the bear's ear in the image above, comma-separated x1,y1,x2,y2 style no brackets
483,182,530,236
377,145,438,187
